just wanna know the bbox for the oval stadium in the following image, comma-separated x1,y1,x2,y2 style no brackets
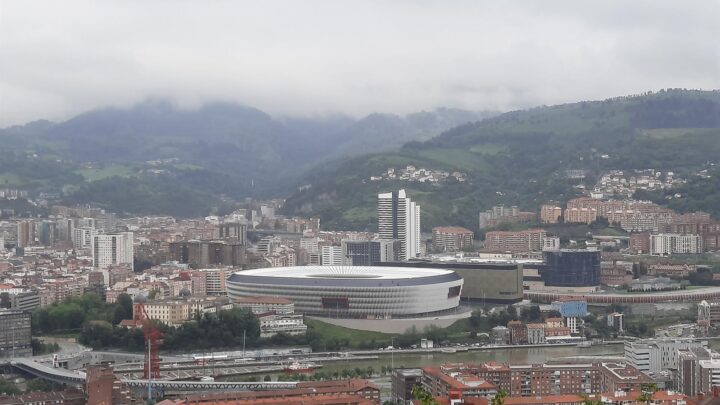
227,266,463,318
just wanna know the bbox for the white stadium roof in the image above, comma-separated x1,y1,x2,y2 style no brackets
234,266,454,280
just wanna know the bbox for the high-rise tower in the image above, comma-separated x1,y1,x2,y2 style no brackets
378,189,421,260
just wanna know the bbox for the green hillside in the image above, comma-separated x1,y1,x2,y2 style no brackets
282,89,720,231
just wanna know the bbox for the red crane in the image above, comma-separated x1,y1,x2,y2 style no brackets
133,302,163,380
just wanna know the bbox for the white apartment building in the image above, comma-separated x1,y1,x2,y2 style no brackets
300,237,320,253
625,339,707,373
378,189,421,261
72,226,98,251
92,232,134,270
650,233,703,256
321,245,343,266
258,314,307,338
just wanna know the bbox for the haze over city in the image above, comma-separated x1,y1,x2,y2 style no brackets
1,0,719,126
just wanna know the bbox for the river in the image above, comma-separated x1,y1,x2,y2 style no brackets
225,343,624,381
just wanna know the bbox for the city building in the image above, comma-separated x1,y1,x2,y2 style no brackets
7,290,41,312
491,326,510,345
551,298,587,333
136,297,233,327
92,232,134,270
257,313,307,338
607,312,624,332
380,261,523,303
321,245,343,266
233,296,295,315
341,239,400,266
484,229,546,253
540,205,562,224
218,222,247,245
650,233,703,256
432,227,474,252
72,226,97,251
478,206,535,229
391,368,423,404
419,362,645,398
624,339,707,373
86,364,139,404
0,310,31,358
227,266,463,318
526,323,546,344
378,189,421,260
596,362,653,393
540,249,600,288
564,207,598,224
507,321,527,345
198,268,229,295
169,240,245,268
697,300,720,330
629,232,651,254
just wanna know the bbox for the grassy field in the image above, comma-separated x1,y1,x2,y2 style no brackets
305,318,393,346
0,174,24,187
77,164,134,181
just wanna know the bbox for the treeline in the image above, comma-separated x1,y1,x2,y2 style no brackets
78,307,261,353
31,293,133,334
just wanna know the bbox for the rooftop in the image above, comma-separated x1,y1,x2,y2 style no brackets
233,266,455,280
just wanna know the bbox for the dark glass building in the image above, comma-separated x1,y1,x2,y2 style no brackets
342,239,400,266
540,249,600,287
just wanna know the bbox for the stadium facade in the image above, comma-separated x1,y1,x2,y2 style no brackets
227,266,463,318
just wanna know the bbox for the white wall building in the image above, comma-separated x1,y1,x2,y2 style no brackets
72,226,98,251
378,189,421,261
321,245,343,266
650,233,703,256
625,339,707,373
92,232,134,270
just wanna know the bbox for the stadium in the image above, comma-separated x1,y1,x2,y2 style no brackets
227,266,464,318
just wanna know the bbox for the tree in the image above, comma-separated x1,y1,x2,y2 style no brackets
263,375,272,382
26,379,53,392
638,383,657,404
411,385,438,405
491,389,508,405
0,379,19,395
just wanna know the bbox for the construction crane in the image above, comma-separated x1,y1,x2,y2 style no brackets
133,301,163,380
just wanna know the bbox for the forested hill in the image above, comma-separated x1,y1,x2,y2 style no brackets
282,89,720,231
0,102,494,217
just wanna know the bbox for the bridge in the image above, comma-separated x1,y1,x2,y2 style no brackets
10,358,86,386
122,379,298,391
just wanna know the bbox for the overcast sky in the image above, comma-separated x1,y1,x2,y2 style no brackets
1,1,719,126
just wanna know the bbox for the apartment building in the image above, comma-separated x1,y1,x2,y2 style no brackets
564,207,597,224
650,233,703,255
92,232,134,270
484,229,546,253
432,226,474,252
540,205,562,224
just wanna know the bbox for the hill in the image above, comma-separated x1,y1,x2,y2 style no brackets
0,102,494,217
282,89,720,231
